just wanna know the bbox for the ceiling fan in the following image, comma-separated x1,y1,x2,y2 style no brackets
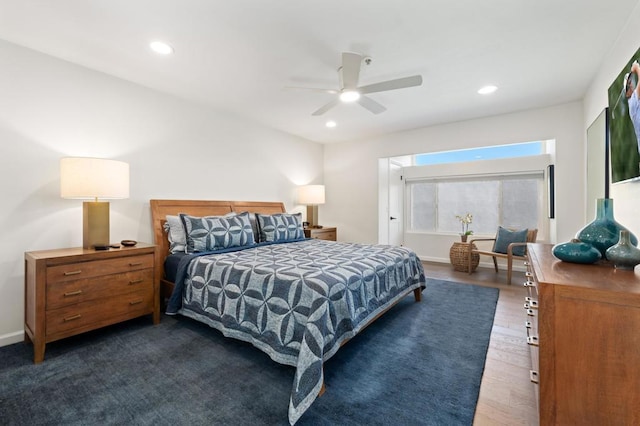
286,52,423,116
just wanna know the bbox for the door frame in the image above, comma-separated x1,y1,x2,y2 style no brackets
377,158,405,245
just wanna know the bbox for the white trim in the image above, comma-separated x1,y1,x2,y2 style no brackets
404,154,552,180
419,256,528,273
377,158,390,244
0,330,24,348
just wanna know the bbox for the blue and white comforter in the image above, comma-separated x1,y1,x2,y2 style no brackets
167,238,426,424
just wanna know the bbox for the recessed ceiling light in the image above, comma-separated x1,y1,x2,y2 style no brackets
326,120,337,128
339,90,360,102
478,85,497,95
150,41,174,55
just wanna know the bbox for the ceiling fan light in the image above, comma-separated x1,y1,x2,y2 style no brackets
340,90,360,102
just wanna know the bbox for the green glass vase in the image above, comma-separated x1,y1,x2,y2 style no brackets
575,198,638,258
605,230,640,270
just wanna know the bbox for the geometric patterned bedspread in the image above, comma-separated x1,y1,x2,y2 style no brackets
167,239,426,424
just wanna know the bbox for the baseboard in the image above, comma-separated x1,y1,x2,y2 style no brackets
418,255,527,272
0,330,24,348
419,255,454,264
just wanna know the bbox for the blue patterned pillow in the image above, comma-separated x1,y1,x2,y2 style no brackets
180,211,255,253
256,213,304,242
494,226,528,256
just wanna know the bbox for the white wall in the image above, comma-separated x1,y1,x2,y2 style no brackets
323,102,583,262
583,2,640,237
0,40,323,347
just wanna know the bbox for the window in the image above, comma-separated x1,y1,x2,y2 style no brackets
414,141,543,166
399,143,552,240
407,173,543,235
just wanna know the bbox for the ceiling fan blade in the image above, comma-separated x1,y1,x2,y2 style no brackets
340,52,362,89
358,96,387,114
312,98,340,116
359,75,423,94
284,86,339,94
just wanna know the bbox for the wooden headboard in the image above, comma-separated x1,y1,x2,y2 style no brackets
150,199,286,263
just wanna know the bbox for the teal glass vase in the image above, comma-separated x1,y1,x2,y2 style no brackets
552,239,602,264
605,230,640,270
575,198,638,258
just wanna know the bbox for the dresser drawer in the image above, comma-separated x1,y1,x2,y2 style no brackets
46,254,154,284
46,288,154,337
316,230,336,240
46,269,153,309
308,230,336,240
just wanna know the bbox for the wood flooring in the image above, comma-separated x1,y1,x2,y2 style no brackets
422,261,539,426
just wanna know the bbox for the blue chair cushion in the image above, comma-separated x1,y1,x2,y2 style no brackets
494,226,528,256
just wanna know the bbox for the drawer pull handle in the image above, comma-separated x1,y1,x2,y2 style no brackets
63,270,82,276
129,279,144,285
129,299,143,305
527,335,539,346
64,314,82,322
523,261,530,266
526,308,536,317
530,370,539,384
64,290,83,297
523,281,535,288
525,320,532,329
525,271,533,278
129,262,143,267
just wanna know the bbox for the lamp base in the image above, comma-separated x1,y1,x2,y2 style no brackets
306,205,321,228
83,201,110,249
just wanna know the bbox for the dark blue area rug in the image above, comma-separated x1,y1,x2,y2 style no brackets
0,279,498,425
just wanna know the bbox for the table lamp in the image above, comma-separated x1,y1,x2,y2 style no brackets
60,157,130,249
297,184,325,228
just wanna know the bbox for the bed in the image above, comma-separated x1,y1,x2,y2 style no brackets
150,199,426,424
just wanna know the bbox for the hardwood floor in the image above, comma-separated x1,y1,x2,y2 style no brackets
423,261,539,426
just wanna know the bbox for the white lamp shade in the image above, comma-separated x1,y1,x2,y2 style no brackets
60,157,130,199
297,185,325,205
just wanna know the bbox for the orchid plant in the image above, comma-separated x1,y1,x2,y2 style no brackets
455,213,473,237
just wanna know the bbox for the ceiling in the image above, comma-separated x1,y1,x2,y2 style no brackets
0,0,638,143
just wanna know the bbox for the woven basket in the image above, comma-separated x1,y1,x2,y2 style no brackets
449,242,480,272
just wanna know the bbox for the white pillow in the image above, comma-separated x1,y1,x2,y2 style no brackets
164,215,187,253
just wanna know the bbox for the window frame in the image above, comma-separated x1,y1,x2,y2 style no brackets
403,154,552,241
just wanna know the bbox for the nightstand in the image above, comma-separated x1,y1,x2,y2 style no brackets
24,243,158,363
304,227,337,241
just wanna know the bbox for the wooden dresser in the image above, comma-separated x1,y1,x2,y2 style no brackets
24,243,158,363
304,227,337,241
525,243,640,425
